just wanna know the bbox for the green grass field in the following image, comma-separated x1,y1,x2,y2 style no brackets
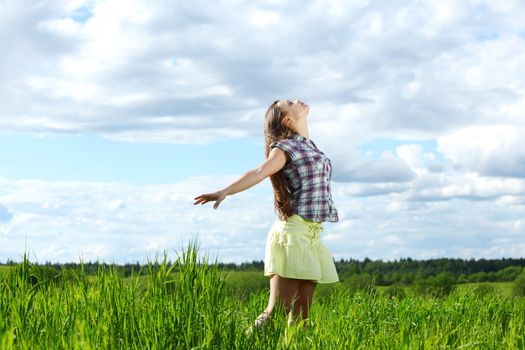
454,281,514,297
1,245,524,349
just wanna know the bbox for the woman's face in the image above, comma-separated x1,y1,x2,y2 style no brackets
277,99,309,125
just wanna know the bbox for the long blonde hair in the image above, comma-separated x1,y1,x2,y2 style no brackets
264,100,295,220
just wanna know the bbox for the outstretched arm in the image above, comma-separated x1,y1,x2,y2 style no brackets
193,147,287,209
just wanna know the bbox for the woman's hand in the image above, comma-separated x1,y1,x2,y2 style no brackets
193,190,228,209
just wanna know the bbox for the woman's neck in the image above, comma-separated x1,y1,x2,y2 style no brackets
293,120,309,139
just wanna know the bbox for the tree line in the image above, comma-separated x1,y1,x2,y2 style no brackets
1,256,524,283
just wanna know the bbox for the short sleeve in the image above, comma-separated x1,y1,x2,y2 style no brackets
270,139,297,161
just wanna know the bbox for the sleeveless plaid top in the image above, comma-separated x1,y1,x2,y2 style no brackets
270,134,339,223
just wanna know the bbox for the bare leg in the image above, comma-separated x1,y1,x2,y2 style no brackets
254,274,301,328
296,279,317,328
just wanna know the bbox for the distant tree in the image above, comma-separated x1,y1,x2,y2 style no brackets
496,266,523,282
469,271,488,283
457,273,468,284
399,272,415,285
415,272,456,297
512,273,525,296
344,273,376,294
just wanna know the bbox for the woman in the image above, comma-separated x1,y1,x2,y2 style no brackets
194,99,339,331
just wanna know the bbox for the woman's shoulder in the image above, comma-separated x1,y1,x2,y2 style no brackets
270,137,301,161
270,136,297,148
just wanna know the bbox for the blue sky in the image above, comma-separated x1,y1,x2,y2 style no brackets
0,133,263,183
1,0,525,263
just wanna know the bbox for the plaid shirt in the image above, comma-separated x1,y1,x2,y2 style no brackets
270,134,339,223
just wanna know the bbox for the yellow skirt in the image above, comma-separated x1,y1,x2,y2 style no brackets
264,214,339,284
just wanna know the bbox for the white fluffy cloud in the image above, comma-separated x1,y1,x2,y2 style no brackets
2,1,525,143
334,151,416,183
396,144,424,169
328,180,525,260
2,0,525,262
334,166,525,201
0,176,277,263
1,174,524,263
438,125,525,178
3,0,523,185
